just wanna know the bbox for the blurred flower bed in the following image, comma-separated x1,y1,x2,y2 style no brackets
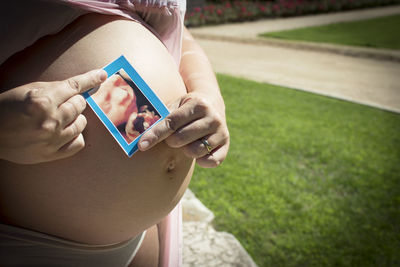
184,0,400,27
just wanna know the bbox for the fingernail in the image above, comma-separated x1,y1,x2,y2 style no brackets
97,70,107,82
140,140,150,151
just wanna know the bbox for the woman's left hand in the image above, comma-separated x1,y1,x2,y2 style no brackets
138,92,229,168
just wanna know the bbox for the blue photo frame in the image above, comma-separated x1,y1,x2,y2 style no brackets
82,55,169,157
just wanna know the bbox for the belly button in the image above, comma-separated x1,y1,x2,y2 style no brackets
166,158,176,173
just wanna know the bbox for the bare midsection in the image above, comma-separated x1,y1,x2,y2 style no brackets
0,128,193,244
0,14,194,244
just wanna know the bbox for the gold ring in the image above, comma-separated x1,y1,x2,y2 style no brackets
201,138,213,154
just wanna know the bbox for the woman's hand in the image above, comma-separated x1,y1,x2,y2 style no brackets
0,69,107,164
138,92,230,168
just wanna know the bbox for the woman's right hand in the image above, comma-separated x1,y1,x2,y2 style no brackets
0,69,107,164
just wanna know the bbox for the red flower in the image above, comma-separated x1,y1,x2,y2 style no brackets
217,9,223,15
194,7,201,13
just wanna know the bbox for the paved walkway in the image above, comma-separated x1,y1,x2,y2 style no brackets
189,5,400,113
182,6,400,267
193,39,400,113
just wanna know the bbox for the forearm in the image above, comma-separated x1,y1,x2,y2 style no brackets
179,27,225,115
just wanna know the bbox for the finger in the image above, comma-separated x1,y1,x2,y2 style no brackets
50,69,107,106
182,132,226,159
165,117,216,148
196,142,229,168
55,133,86,160
56,114,87,147
57,94,86,128
138,99,205,151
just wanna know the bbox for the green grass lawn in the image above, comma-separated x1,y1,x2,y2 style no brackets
189,74,400,267
260,15,400,50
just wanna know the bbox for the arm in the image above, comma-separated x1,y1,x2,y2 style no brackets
179,27,225,113
139,27,230,168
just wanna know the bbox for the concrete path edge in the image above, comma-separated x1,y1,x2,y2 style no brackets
191,33,400,63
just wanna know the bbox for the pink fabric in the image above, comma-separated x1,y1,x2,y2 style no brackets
158,202,183,267
1,0,185,66
61,0,185,65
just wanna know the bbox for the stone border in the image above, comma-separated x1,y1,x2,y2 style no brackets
182,189,259,267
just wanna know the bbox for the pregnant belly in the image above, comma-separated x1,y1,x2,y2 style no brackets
0,108,194,244
0,14,195,245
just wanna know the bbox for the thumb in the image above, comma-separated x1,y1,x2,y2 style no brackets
47,69,108,106
138,95,192,151
65,69,108,94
